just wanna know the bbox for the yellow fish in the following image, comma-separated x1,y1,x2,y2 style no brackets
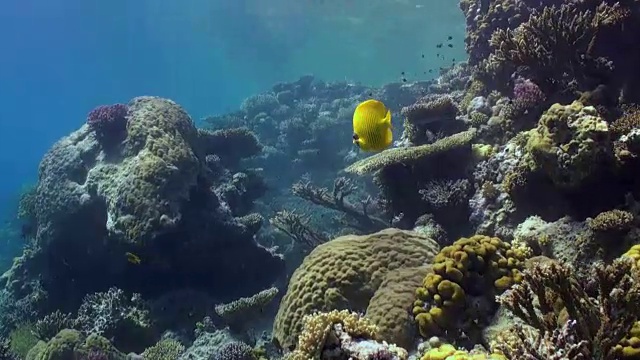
352,99,392,152
125,252,141,265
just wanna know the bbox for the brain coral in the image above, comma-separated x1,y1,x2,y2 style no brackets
273,228,440,350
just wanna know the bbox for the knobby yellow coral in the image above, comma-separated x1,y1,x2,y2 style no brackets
413,235,528,339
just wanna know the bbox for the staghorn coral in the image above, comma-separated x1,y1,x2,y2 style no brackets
413,235,528,341
285,309,407,360
291,177,387,233
270,210,329,250
345,129,476,175
495,259,640,359
273,228,439,350
141,339,185,360
214,287,279,332
198,127,262,167
525,101,613,189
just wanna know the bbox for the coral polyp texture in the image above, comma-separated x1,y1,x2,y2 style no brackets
273,228,440,351
413,235,528,341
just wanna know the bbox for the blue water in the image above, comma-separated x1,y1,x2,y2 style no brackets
0,0,465,235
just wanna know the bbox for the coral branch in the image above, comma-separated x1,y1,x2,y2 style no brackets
270,210,328,249
291,177,388,232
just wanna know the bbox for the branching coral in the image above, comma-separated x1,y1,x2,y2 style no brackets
495,259,640,359
291,177,388,232
141,339,185,360
75,287,150,339
419,179,471,209
34,311,76,341
486,2,630,94
214,287,279,332
270,210,328,250
285,310,407,360
86,104,129,144
345,129,477,175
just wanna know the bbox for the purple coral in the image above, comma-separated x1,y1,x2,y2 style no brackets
513,77,545,109
86,103,129,141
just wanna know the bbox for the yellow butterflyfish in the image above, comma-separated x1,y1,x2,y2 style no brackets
352,99,392,152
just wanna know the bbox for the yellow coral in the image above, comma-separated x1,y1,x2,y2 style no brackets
413,235,528,338
273,229,440,350
422,343,506,360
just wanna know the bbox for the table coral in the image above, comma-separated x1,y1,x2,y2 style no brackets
272,228,440,351
345,129,476,175
413,235,528,341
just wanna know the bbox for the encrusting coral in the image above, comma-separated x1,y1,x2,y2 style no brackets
273,228,440,350
413,235,528,342
524,101,613,189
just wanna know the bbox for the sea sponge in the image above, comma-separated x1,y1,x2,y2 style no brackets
345,129,476,175
413,235,528,338
273,228,440,350
525,101,612,189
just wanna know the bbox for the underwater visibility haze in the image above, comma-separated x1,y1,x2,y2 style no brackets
3,0,640,359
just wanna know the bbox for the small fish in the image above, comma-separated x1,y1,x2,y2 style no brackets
126,252,141,265
436,43,443,48
421,54,425,58
352,99,393,152
448,44,453,48
448,36,453,40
